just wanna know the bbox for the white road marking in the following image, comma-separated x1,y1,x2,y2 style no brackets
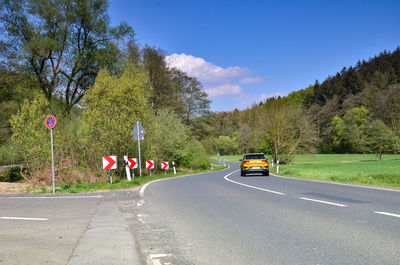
299,197,348,207
374,211,400,218
272,174,400,193
2,195,103,199
140,183,151,198
148,254,172,265
137,199,145,207
139,165,231,199
0,216,48,221
150,254,172,259
224,170,285,195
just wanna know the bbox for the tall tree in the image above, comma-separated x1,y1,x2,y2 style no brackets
331,106,369,153
362,120,399,160
141,46,176,110
0,0,133,112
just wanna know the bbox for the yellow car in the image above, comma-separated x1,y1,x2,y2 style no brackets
240,153,269,176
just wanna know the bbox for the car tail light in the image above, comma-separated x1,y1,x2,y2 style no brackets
262,160,268,163
243,160,250,164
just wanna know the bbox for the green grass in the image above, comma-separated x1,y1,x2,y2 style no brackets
278,154,400,188
35,163,228,194
218,154,400,188
211,154,243,162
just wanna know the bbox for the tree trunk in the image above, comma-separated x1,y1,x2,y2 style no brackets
379,151,382,161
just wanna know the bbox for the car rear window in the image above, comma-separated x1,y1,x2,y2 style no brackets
245,154,265,159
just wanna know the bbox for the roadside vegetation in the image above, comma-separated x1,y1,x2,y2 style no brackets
0,0,212,189
22,163,227,194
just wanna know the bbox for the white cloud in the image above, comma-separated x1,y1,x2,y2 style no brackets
165,53,249,82
206,84,242,97
240,77,263,84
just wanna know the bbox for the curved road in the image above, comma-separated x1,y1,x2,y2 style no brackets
135,162,400,265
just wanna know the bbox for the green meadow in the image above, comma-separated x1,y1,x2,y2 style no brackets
217,154,400,188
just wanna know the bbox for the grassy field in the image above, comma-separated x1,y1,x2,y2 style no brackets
216,154,400,188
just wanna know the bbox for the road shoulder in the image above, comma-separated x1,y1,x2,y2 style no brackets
67,191,143,265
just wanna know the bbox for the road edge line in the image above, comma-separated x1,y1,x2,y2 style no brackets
271,173,400,193
224,170,285,195
374,211,400,218
139,165,231,199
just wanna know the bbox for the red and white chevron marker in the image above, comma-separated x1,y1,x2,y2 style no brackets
161,161,169,170
128,158,138,169
146,160,154,169
103,156,117,170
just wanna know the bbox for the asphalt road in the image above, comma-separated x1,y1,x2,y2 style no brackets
0,191,142,265
136,162,400,265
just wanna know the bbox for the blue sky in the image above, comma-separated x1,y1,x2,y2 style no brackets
108,0,400,111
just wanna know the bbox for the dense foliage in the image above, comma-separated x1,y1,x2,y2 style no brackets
0,0,211,182
209,48,400,160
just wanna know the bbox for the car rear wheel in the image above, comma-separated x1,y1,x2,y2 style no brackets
241,170,246,176
263,171,269,176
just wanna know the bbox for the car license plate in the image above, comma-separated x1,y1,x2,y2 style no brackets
252,166,261,169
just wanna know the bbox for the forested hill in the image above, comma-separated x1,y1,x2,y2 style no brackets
303,47,400,152
210,48,400,157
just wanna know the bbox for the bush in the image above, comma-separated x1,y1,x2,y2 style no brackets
10,93,59,172
0,166,25,182
145,108,189,164
181,139,209,169
77,64,154,173
0,141,23,165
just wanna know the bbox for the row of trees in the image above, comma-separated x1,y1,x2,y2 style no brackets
210,99,317,163
209,48,400,160
0,0,211,182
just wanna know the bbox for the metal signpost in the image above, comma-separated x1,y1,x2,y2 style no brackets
45,115,56,194
128,158,138,180
162,161,169,175
103,156,117,183
132,121,145,177
146,160,154,176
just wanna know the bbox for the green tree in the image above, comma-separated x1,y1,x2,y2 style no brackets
0,0,133,112
78,64,153,172
145,108,189,165
181,139,209,169
141,46,176,111
214,135,238,155
10,93,57,172
0,70,41,144
261,100,316,163
362,120,399,160
170,69,211,123
332,106,369,153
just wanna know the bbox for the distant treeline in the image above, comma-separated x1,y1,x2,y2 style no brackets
210,48,400,160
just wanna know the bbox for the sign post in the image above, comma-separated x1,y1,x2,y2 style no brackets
45,115,56,194
132,121,145,177
146,160,154,176
103,156,117,183
128,158,138,180
162,161,169,175
277,160,279,174
123,155,131,181
172,161,176,175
